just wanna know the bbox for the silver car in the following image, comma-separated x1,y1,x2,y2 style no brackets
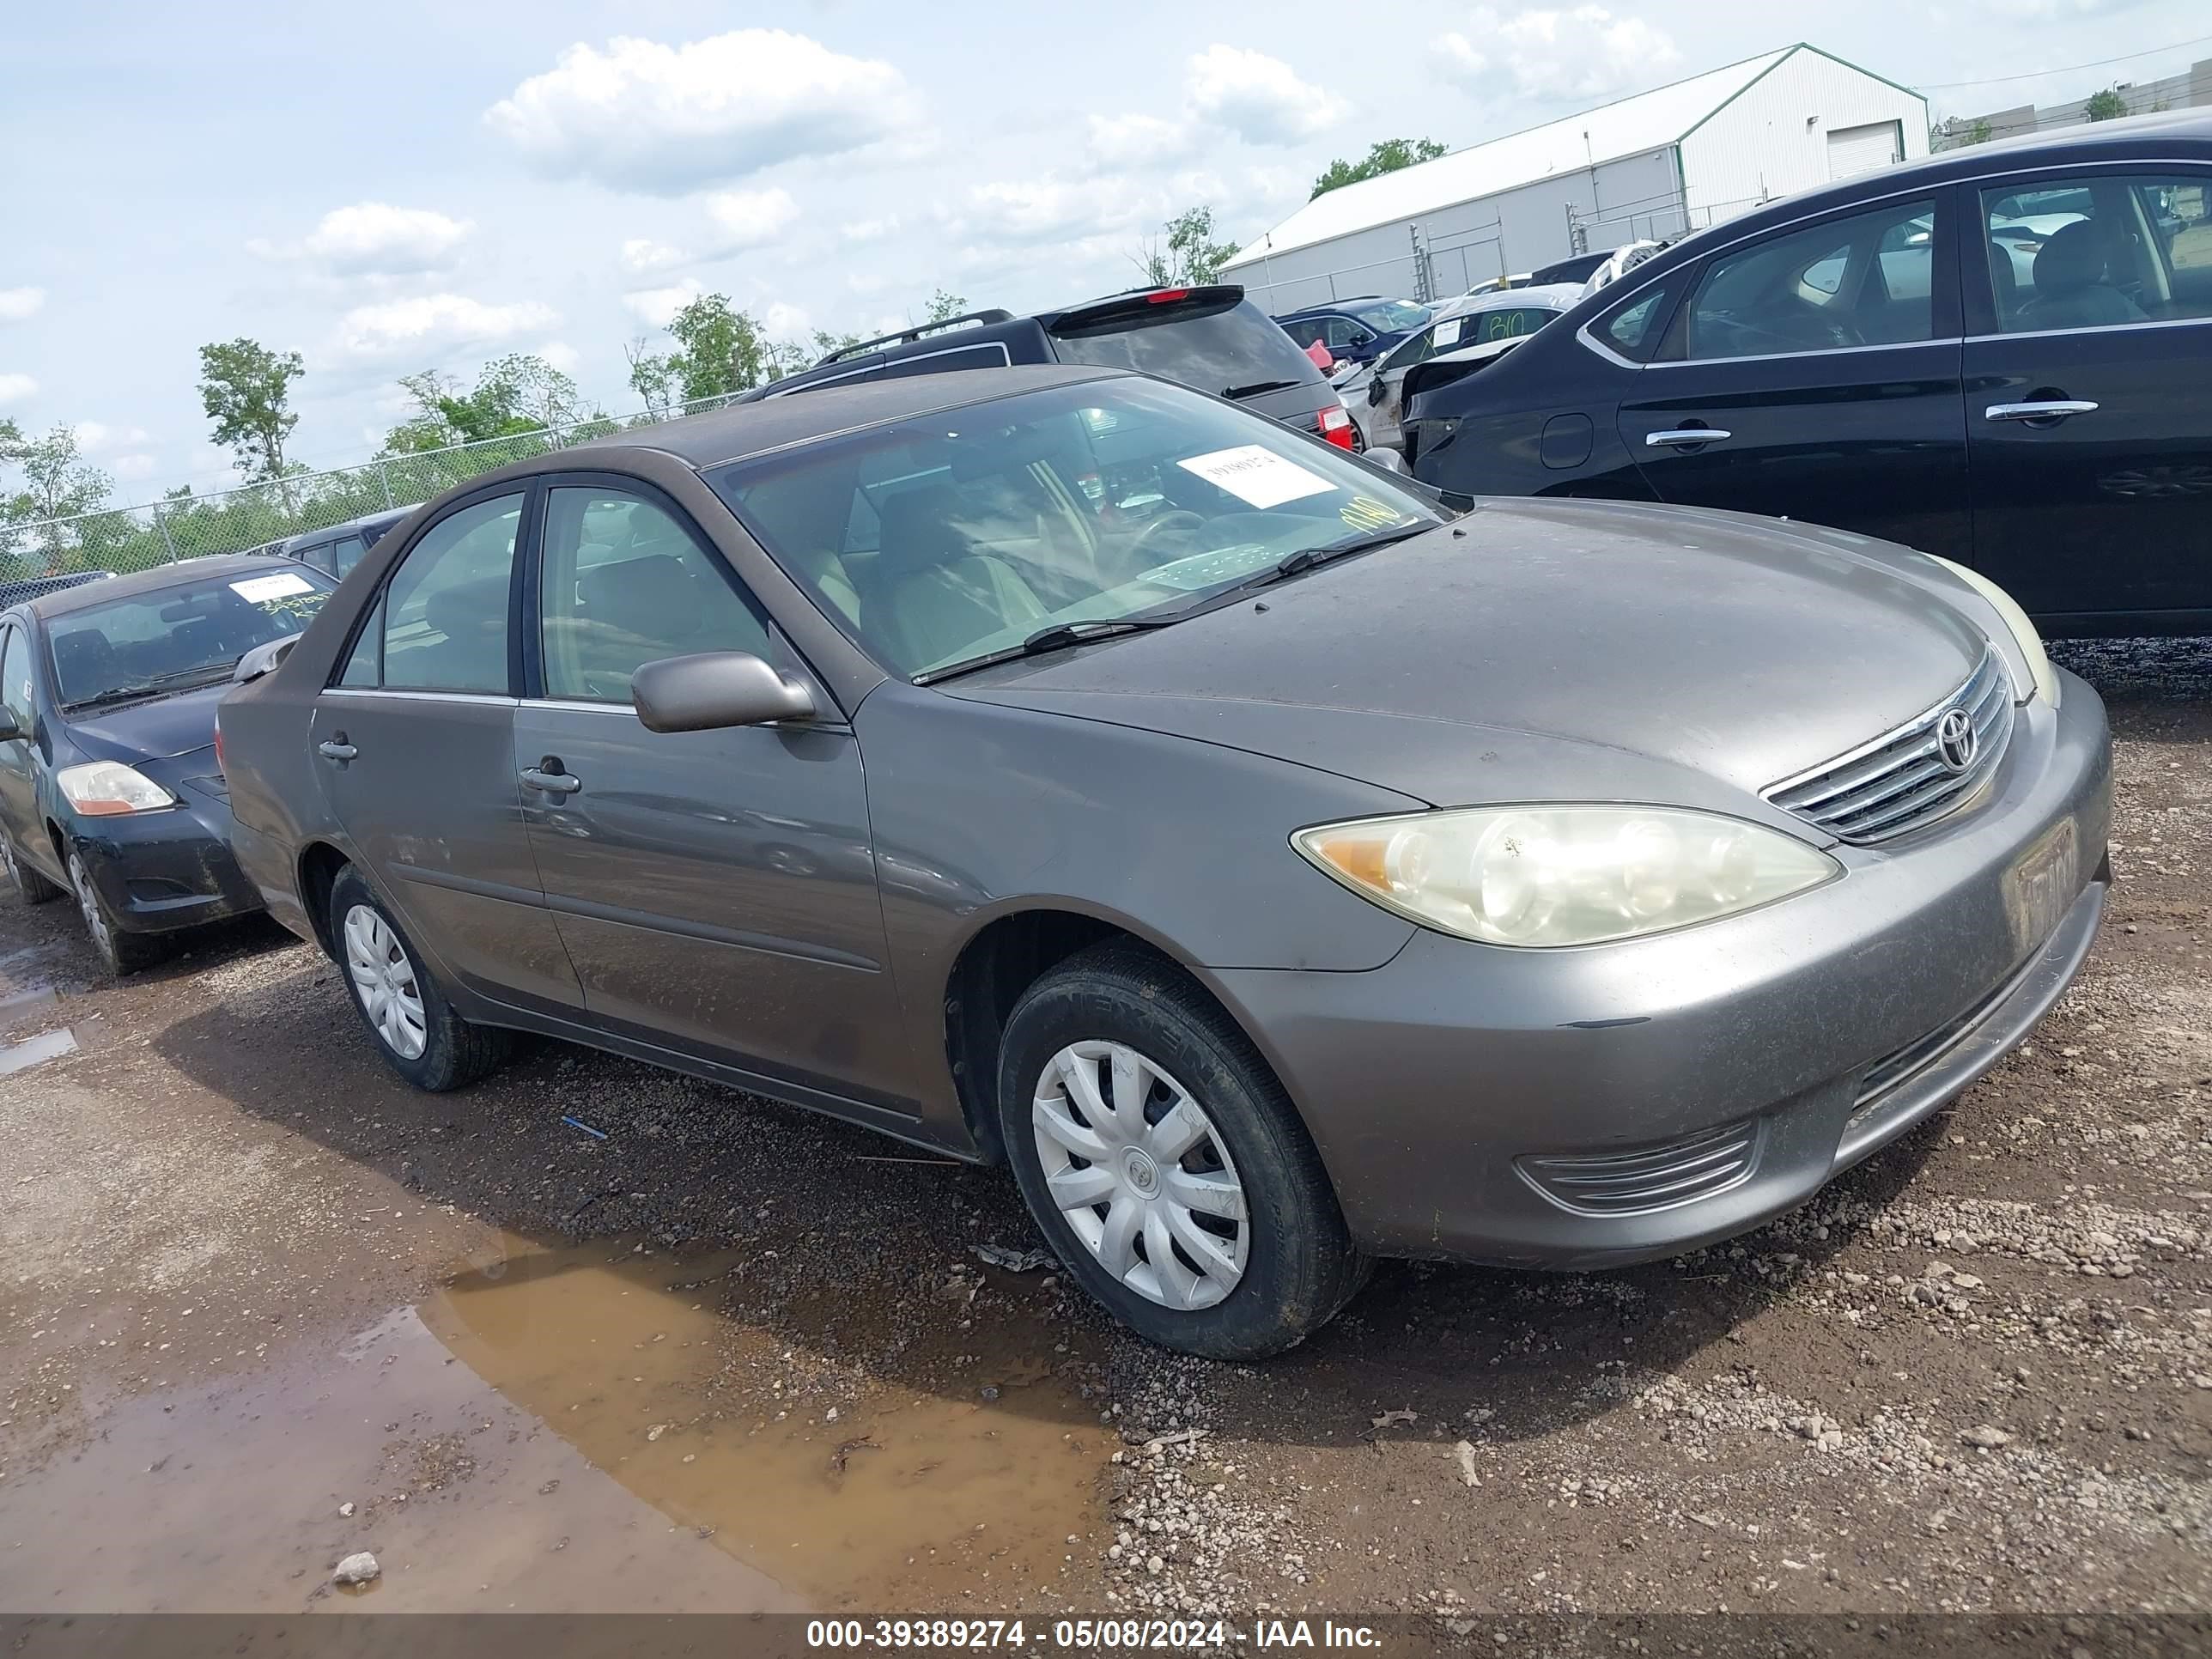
1345,284,1584,449
218,366,2110,1359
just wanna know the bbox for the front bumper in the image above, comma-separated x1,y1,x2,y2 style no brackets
1212,670,2112,1267
65,782,263,936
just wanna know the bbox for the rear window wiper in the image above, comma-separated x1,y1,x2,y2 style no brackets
1223,379,1303,398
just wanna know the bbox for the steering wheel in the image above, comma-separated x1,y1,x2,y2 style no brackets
1130,510,1206,562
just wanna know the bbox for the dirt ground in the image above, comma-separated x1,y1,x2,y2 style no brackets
0,637,2206,1626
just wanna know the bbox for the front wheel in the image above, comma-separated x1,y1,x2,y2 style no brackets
330,866,511,1091
67,848,167,975
997,943,1366,1359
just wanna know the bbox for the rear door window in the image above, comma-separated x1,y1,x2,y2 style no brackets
1685,198,1938,358
376,494,524,694
330,535,368,577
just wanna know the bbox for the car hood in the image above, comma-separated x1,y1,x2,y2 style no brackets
951,499,1996,818
64,679,224,767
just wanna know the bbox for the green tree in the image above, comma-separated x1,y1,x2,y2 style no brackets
922,289,968,325
624,335,679,422
198,337,304,482
0,421,117,574
386,353,588,451
1310,137,1449,200
663,293,770,404
2084,87,2130,122
1134,206,1241,287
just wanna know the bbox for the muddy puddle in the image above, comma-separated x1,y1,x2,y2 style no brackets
0,1234,1107,1613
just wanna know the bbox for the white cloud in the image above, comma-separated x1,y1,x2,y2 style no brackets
252,204,472,276
111,453,157,480
957,177,1152,245
485,30,917,194
0,287,45,323
1436,7,1680,103
536,341,581,375
620,238,687,273
840,215,900,245
762,301,812,338
704,186,799,252
333,294,559,360
623,278,705,327
1185,46,1346,145
1085,112,1196,169
74,421,152,453
0,373,35,404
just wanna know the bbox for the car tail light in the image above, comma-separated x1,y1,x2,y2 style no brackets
1147,289,1190,304
1318,404,1357,450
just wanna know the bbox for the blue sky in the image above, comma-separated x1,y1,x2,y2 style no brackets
3,0,2207,501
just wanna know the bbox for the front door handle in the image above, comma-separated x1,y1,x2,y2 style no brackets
317,738,356,763
1985,400,2098,423
1645,427,1733,448
520,763,581,796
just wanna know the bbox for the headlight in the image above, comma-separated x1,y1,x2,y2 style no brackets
1925,556,2060,709
1292,805,1839,948
56,762,176,816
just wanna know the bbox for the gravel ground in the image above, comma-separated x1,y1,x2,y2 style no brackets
0,637,2205,1622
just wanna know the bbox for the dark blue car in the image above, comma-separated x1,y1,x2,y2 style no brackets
1273,297,1435,367
0,554,335,971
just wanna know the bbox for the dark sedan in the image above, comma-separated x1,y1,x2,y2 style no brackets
1406,109,2212,635
219,366,2106,1359
0,555,334,971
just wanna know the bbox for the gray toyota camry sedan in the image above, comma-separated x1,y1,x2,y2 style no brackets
218,364,2111,1359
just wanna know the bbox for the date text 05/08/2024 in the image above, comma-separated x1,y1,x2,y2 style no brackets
804,1620,1382,1650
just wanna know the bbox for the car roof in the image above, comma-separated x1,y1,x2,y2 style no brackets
284,506,409,544
568,362,1128,470
1277,296,1401,317
22,553,316,620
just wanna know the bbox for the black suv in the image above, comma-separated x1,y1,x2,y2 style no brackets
750,286,1358,450
278,507,413,580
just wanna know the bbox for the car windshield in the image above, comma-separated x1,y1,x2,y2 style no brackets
48,567,331,707
1048,297,1322,397
1348,301,1431,332
714,377,1443,679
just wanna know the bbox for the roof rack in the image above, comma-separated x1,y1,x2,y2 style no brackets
817,309,1018,366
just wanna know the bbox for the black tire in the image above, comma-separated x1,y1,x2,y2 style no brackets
3,833,64,905
996,942,1368,1360
65,848,169,975
328,865,511,1091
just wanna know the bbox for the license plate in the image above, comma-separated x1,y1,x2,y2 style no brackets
2006,817,2079,952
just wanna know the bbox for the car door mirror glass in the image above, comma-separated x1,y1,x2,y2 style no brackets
631,651,816,732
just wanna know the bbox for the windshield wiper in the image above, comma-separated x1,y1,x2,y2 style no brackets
914,617,1185,685
1223,379,1302,398
1241,520,1437,592
64,662,236,711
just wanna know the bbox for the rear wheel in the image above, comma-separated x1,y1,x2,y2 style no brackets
997,943,1366,1359
330,866,510,1091
67,848,168,975
1,833,64,905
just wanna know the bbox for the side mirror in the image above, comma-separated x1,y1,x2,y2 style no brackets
0,708,21,742
233,633,301,685
1365,375,1388,406
1363,448,1408,476
632,651,816,733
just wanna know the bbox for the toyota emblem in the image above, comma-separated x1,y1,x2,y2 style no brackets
1936,707,1977,774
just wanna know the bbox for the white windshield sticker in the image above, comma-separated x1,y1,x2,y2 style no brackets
1431,318,1462,347
230,572,314,603
1176,445,1335,510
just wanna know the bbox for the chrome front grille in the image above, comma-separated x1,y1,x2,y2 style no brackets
1765,648,2015,843
1517,1118,1760,1216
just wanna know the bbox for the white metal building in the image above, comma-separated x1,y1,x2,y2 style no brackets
1222,43,1929,312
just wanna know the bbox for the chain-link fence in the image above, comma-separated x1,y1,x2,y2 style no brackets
0,390,756,580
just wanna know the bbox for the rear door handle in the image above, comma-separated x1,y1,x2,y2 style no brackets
520,765,581,796
1645,428,1732,448
316,739,356,763
1985,400,2097,422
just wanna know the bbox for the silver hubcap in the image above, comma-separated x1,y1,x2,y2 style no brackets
1031,1040,1250,1311
343,903,428,1060
68,854,112,956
